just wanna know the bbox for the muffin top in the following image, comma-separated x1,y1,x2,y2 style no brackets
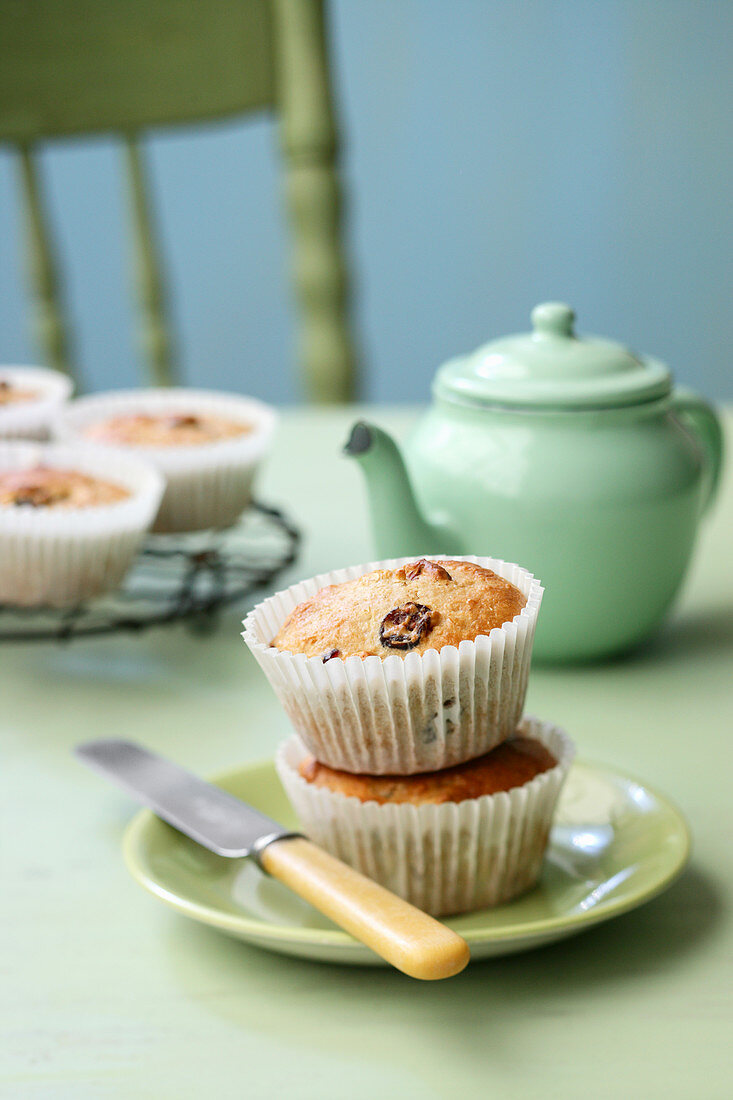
0,466,130,509
0,379,37,407
272,558,527,659
84,411,252,447
298,736,557,804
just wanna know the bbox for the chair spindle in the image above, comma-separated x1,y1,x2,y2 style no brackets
274,0,358,403
17,143,76,383
123,134,177,387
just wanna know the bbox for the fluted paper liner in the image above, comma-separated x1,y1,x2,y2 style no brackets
55,388,276,532
277,717,575,916
242,554,543,774
0,442,163,607
0,366,73,440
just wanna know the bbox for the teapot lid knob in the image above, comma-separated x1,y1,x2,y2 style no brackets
531,301,576,338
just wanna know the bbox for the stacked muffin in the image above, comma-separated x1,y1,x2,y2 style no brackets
243,555,574,917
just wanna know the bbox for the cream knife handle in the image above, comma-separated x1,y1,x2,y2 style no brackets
259,836,470,980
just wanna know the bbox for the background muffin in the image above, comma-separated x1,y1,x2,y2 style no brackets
0,442,163,607
0,465,130,509
243,555,543,774
84,410,251,448
0,366,73,440
55,388,276,532
277,717,574,916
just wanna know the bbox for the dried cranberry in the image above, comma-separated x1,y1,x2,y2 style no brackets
322,647,341,663
12,486,66,507
167,414,199,428
379,603,437,650
403,559,452,582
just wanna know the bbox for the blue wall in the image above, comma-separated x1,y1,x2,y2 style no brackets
1,0,731,404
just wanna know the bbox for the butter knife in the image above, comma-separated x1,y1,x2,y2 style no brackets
75,739,470,980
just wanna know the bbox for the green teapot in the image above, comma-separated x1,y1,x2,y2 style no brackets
345,302,723,662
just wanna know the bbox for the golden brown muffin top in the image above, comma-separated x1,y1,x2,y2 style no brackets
272,559,526,659
84,411,251,447
0,466,130,509
0,379,37,406
298,737,556,804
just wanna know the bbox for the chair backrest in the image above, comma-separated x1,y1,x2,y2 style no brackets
0,0,358,402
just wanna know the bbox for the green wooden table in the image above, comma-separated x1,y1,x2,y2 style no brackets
3,406,731,1099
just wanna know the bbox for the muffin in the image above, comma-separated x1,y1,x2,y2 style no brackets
0,465,130,509
0,442,163,607
272,557,527,658
242,555,543,774
0,378,37,407
54,388,276,532
0,366,73,440
297,734,558,804
277,717,574,916
84,410,250,448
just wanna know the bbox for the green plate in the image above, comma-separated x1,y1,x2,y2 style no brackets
123,758,690,966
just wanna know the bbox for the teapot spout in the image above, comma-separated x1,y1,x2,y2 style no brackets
344,421,459,559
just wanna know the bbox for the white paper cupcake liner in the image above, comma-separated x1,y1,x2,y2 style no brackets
54,388,276,532
0,366,73,440
0,442,164,607
277,717,574,916
242,554,543,774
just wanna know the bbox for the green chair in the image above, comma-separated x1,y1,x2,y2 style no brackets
0,0,358,402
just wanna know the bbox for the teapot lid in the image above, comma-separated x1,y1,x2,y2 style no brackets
434,302,672,409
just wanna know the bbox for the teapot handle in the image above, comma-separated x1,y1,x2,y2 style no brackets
671,388,724,515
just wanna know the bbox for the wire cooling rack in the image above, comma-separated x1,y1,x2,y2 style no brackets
0,501,300,642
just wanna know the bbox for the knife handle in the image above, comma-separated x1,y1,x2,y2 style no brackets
259,836,470,980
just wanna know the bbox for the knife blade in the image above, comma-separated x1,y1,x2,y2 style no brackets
76,739,297,858
76,739,471,981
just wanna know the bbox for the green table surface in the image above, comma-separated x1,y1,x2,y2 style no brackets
2,406,732,1100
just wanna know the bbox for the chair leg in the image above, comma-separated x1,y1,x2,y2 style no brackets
123,134,178,387
274,0,359,403
17,144,77,385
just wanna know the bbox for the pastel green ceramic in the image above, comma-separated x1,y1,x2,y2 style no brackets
123,755,690,967
345,303,723,661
